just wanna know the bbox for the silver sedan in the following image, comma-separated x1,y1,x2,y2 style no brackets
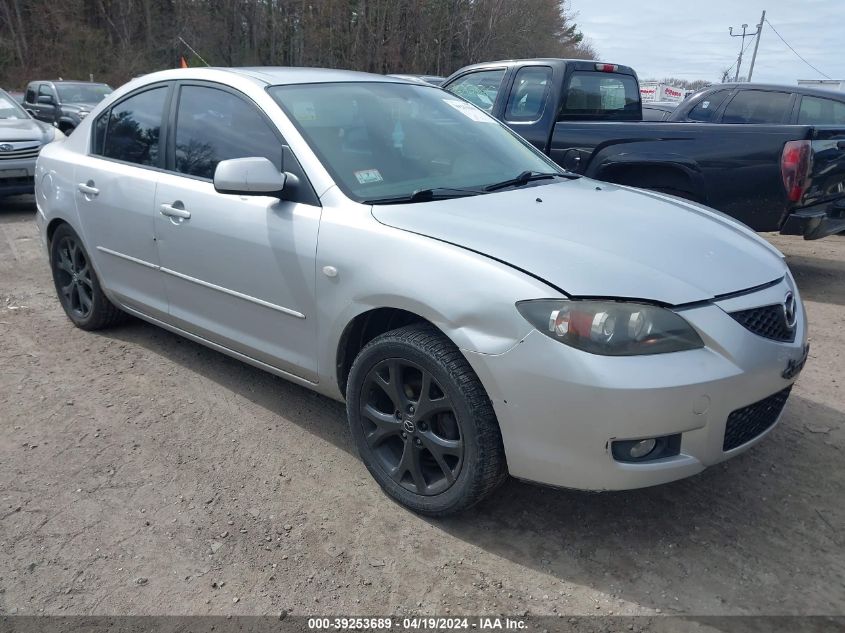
34,68,809,515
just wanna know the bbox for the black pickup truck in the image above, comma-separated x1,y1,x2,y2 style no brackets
23,80,112,135
442,59,845,239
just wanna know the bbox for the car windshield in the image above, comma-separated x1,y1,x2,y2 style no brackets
56,83,112,104
269,82,561,203
0,91,29,119
0,92,28,119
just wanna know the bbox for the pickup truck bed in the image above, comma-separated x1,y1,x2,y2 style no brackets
549,122,845,237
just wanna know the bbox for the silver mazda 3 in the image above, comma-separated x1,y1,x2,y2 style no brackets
34,68,809,515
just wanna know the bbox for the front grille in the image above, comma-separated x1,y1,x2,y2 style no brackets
729,304,795,342
723,386,791,451
0,149,40,160
0,141,41,161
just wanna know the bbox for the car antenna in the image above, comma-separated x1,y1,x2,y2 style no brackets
177,36,211,67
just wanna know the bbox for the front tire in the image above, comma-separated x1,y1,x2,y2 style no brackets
50,224,125,330
346,324,507,516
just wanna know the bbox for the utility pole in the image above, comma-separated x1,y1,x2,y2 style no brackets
747,10,766,82
728,17,762,82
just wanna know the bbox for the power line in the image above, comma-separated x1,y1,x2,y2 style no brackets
764,18,831,79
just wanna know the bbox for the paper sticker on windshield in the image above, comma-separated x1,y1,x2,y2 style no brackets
354,169,383,184
443,99,493,122
292,101,317,121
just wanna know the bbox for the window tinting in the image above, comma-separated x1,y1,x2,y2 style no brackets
685,89,730,122
174,86,282,179
797,95,845,125
559,71,640,121
505,66,552,121
101,87,166,166
722,90,791,124
446,69,506,113
25,87,36,103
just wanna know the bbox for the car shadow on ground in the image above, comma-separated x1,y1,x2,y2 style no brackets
785,251,845,307
103,317,844,615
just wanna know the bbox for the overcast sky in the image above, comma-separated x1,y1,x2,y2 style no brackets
569,0,844,85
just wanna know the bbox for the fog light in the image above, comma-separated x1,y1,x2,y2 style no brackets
611,434,681,463
629,438,657,459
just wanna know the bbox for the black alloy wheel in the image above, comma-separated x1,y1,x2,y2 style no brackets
54,233,94,320
360,357,464,496
346,324,507,516
49,223,125,330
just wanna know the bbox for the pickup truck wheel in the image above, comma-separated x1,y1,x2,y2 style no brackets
50,224,125,330
346,324,507,516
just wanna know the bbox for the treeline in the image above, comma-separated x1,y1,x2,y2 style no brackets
0,0,596,89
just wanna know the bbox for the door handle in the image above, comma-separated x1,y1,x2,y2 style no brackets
160,203,191,220
837,140,845,151
77,182,99,196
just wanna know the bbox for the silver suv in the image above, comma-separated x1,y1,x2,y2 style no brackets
35,68,808,515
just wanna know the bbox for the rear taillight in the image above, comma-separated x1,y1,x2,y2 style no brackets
595,63,619,73
781,140,812,203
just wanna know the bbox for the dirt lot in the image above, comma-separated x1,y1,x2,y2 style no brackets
1,195,843,619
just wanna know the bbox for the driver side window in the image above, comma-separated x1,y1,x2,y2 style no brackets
446,69,506,113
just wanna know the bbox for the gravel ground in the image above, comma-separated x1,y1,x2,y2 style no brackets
1,195,843,619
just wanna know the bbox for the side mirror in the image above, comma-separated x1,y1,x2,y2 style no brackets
37,95,55,105
213,157,293,197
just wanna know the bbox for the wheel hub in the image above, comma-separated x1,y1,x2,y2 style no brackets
359,358,464,496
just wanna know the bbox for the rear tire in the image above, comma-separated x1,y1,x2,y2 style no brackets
346,324,507,516
49,223,125,330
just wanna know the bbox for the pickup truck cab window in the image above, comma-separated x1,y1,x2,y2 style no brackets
174,85,283,179
559,71,639,121
797,95,845,125
445,69,506,113
722,90,792,124
97,86,168,167
38,84,56,101
685,89,730,122
505,66,552,122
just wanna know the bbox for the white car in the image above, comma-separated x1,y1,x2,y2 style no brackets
34,67,808,515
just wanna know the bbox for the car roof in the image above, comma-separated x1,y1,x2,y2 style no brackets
701,82,845,101
446,58,637,78
223,66,408,85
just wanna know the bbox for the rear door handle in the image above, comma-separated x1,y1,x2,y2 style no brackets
160,203,191,220
77,182,99,196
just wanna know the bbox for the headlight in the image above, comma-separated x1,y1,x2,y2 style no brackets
516,299,703,356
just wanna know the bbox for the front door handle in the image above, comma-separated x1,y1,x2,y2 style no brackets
77,182,99,196
160,203,191,220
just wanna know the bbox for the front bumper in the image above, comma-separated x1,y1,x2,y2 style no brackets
780,199,845,240
463,279,808,491
0,154,37,197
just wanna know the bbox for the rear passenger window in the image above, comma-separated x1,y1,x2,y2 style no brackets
722,90,791,124
505,67,552,121
25,87,36,103
685,90,730,122
174,86,283,179
446,70,506,113
99,87,167,166
797,96,845,125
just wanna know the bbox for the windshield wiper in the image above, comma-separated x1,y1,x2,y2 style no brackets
484,170,576,192
364,187,484,205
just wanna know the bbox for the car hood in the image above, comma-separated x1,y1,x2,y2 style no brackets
370,178,786,305
0,117,53,141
